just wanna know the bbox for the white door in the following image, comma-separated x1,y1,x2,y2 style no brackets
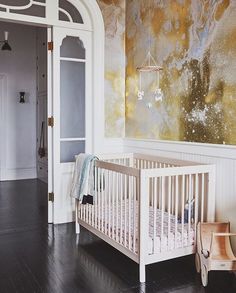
52,27,92,224
47,27,53,223
0,75,7,181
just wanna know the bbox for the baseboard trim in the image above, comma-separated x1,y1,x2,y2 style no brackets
1,168,37,181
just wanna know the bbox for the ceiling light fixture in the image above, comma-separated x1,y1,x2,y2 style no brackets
1,31,12,51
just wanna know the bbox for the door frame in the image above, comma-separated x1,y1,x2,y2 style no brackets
0,74,7,181
47,28,53,223
0,0,105,224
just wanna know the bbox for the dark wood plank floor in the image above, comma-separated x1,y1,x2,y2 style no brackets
0,179,235,293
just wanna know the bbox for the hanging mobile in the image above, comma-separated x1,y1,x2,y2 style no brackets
137,52,163,105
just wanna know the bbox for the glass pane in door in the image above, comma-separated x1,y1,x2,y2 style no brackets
60,36,86,163
60,36,85,59
60,141,85,163
60,60,85,138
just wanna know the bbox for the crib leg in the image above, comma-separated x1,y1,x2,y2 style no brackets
139,264,146,283
75,221,80,234
75,200,80,234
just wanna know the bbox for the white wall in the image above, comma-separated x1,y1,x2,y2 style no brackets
0,22,37,180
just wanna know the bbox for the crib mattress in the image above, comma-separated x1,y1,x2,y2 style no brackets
82,200,194,254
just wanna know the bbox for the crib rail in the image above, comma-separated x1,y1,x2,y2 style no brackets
134,153,202,168
98,153,134,167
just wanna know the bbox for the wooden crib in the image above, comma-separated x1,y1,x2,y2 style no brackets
75,153,216,283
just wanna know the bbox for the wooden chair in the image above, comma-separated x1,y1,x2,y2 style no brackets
195,222,236,287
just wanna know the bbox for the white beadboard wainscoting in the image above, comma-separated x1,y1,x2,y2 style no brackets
102,138,124,153
124,138,236,246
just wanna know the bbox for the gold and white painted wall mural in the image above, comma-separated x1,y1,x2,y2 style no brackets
126,0,236,145
97,0,126,138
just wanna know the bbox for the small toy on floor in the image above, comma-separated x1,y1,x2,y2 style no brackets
195,222,236,287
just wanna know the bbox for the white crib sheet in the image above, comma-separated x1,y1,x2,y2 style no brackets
84,200,194,254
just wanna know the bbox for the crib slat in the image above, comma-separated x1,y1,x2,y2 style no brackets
195,174,199,230
108,170,111,238
181,175,185,247
101,169,104,233
133,177,137,253
201,173,205,222
105,170,107,235
83,197,85,222
85,194,90,225
85,197,88,224
120,173,123,245
150,177,153,252
158,176,161,210
86,195,89,225
91,170,95,228
89,196,91,226
88,202,91,225
98,168,101,231
161,176,165,251
78,200,80,220
175,175,179,249
171,177,173,215
128,176,132,250
81,202,83,221
86,193,89,224
107,170,109,236
124,174,127,247
94,167,97,228
116,172,119,242
188,174,192,245
89,186,92,225
82,199,84,222
112,171,115,240
153,177,157,254
105,170,109,236
172,176,175,215
79,203,83,220
168,176,171,248
80,200,82,221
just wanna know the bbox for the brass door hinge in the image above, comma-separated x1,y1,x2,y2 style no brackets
48,41,53,51
48,116,54,127
48,192,54,202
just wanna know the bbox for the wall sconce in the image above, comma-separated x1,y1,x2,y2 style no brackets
19,92,25,103
1,31,12,51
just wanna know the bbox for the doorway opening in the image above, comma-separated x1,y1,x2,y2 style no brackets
0,0,105,225
0,21,48,228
